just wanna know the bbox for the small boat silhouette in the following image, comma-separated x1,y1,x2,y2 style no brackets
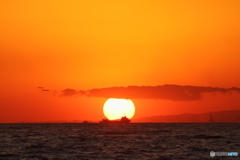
99,116,131,123
82,120,89,123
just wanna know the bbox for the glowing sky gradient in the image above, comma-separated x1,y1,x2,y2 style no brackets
1,0,240,122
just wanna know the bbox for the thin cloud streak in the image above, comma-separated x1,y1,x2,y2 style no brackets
60,89,79,97
60,85,240,101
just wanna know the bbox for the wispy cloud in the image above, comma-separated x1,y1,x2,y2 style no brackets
61,89,81,97
60,85,240,101
60,89,87,97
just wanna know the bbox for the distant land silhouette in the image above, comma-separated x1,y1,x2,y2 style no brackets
132,110,240,123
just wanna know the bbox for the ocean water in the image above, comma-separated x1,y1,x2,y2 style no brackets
0,123,239,160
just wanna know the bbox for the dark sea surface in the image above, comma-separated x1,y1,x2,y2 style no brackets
0,123,240,160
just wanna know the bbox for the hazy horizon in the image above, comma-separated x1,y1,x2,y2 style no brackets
5,109,240,124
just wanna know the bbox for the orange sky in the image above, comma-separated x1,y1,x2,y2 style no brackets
1,0,240,123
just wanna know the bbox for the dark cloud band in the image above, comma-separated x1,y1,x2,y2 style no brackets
60,85,240,101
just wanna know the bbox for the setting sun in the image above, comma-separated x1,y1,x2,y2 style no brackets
103,98,135,120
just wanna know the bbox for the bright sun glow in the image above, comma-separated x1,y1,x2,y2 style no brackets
103,98,135,120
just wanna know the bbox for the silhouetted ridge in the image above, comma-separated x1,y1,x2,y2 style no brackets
133,110,240,123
